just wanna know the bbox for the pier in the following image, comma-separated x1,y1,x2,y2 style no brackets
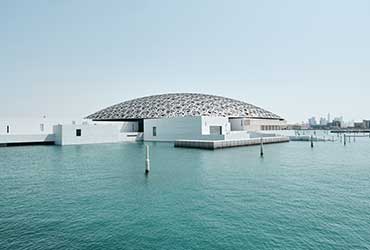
174,136,289,150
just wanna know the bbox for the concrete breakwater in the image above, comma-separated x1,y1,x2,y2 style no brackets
174,136,290,150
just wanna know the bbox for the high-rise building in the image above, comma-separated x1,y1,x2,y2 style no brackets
308,117,317,127
320,117,328,126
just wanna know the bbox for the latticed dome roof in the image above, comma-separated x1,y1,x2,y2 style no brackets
86,93,283,120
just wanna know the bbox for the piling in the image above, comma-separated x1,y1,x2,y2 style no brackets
145,145,150,174
310,135,314,148
344,134,347,146
260,138,264,157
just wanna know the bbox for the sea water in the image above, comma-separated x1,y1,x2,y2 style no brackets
1,137,369,249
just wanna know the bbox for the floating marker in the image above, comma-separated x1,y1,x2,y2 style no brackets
145,145,150,174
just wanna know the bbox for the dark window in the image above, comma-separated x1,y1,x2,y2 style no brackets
6,125,9,134
76,129,82,137
138,119,144,132
152,127,157,136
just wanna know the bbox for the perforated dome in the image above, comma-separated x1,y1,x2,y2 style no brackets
86,93,283,120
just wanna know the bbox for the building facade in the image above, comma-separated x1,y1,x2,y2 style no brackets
79,93,287,144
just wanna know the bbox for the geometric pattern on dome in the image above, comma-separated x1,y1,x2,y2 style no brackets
86,93,283,120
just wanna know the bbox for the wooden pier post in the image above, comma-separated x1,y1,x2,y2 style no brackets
311,135,314,148
260,138,264,157
344,134,346,146
145,145,150,174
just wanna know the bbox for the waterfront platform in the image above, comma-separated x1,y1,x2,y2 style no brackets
331,129,370,133
289,136,334,142
0,134,55,147
174,136,290,150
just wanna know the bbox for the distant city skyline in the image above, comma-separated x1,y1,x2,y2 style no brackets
1,0,370,123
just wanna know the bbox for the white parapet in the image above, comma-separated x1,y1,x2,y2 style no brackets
0,134,55,145
53,123,141,145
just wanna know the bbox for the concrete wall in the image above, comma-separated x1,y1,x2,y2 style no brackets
201,116,230,135
225,131,250,140
143,116,287,142
53,124,120,145
0,117,85,135
93,121,139,132
144,116,203,141
144,116,231,141
230,118,287,132
0,118,139,135
0,134,55,144
53,123,141,145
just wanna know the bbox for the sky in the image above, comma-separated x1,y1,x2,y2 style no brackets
1,0,369,123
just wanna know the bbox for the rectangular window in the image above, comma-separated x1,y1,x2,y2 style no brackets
152,127,157,136
6,125,9,134
76,129,82,137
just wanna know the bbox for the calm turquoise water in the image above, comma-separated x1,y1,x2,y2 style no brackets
1,138,370,249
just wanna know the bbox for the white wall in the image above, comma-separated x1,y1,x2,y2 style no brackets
201,116,230,135
53,124,120,145
93,121,139,132
143,116,235,141
145,116,287,142
53,123,141,145
229,118,287,132
0,117,85,135
0,118,140,135
144,116,203,141
0,134,55,144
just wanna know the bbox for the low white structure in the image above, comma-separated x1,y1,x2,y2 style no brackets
53,121,140,145
144,116,228,141
1,93,288,146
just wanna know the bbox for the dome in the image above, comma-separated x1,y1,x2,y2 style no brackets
86,93,283,120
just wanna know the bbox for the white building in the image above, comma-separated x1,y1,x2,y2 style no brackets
73,93,287,144
1,93,287,146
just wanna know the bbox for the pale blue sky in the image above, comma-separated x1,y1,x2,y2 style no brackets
1,0,369,123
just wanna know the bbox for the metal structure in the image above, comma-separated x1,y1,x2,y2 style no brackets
86,93,283,121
